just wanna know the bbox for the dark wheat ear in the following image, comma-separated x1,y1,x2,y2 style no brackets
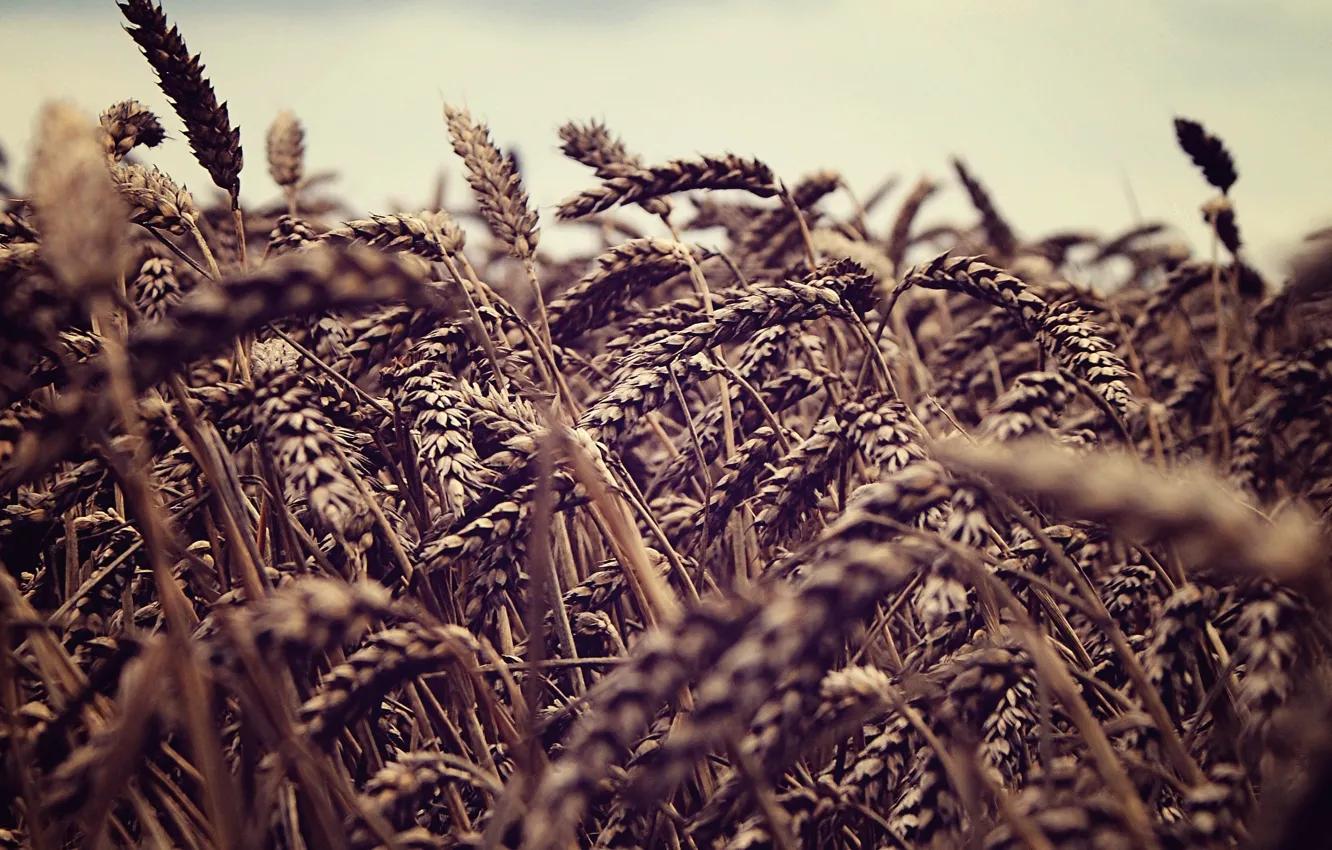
118,0,243,208
1202,195,1242,256
557,119,671,216
1173,116,1237,194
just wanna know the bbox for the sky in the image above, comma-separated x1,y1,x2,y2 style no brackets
3,0,1331,279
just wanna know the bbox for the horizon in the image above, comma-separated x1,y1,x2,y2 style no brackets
4,0,1330,279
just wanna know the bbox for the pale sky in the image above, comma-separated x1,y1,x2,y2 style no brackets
3,0,1331,279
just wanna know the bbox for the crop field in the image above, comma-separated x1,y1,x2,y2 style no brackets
2,2,1331,849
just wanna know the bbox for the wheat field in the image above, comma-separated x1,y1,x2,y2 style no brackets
2,2,1332,849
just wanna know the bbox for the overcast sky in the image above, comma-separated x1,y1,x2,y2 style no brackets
3,0,1330,278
